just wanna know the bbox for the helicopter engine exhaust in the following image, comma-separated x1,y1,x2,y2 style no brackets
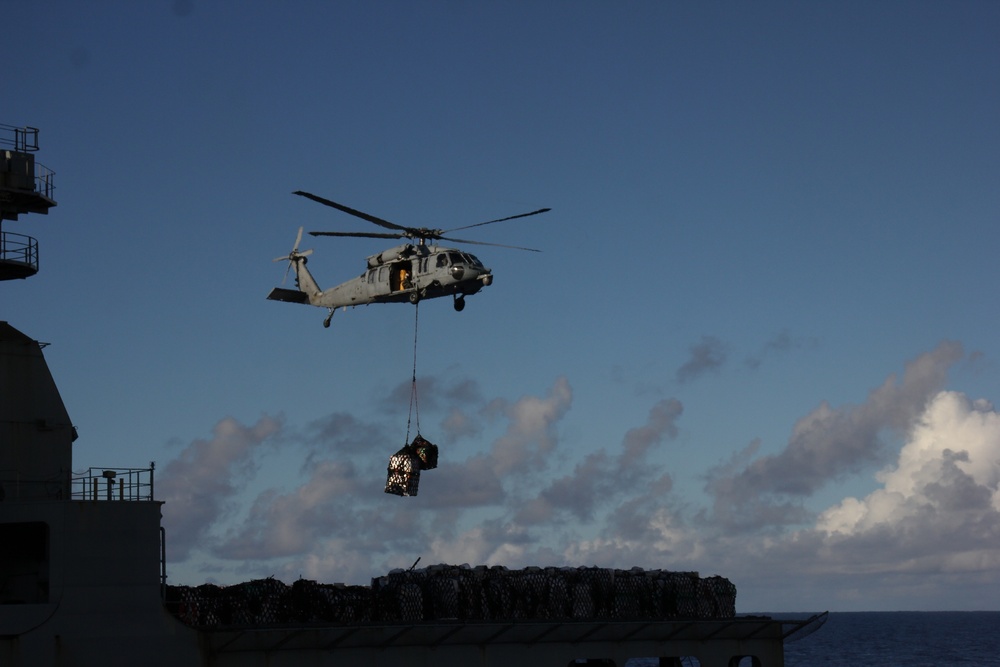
367,244,416,268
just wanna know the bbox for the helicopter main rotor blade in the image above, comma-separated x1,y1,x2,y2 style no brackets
444,207,551,234
437,236,542,252
293,191,407,232
309,231,403,240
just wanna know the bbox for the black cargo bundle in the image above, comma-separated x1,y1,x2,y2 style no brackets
166,566,737,629
410,434,438,470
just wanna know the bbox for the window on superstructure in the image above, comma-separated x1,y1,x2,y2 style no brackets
0,522,49,603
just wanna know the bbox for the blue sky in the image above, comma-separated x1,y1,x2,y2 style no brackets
5,1,1000,612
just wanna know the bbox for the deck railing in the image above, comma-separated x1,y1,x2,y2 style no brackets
1,123,56,198
0,231,39,272
0,124,39,151
31,161,56,199
71,465,155,501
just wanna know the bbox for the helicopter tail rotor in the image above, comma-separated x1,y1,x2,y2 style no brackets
273,226,313,285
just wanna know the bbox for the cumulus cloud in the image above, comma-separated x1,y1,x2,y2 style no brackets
486,376,573,475
302,412,389,454
531,398,683,523
816,390,1000,569
702,387,1000,610
704,341,964,530
422,453,505,507
216,459,362,559
159,415,282,560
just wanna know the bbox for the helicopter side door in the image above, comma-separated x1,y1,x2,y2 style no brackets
389,261,415,292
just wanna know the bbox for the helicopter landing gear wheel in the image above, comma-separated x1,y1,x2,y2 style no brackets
323,309,334,328
453,296,466,312
409,291,420,304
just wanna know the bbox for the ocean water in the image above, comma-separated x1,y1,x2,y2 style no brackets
783,612,1000,666
626,612,1000,666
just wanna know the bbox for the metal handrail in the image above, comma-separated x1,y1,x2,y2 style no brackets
1,124,56,197
0,124,40,151
0,231,39,271
32,161,56,199
70,465,156,501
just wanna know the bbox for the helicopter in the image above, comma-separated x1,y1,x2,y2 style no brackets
268,191,549,327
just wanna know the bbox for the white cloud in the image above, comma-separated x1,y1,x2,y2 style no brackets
703,341,964,529
159,415,281,560
217,459,361,559
818,390,1000,542
487,376,572,475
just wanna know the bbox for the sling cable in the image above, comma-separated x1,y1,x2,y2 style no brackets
384,302,438,496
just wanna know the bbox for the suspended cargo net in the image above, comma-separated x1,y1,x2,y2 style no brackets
384,303,440,496
384,435,439,496
411,434,438,470
385,443,421,496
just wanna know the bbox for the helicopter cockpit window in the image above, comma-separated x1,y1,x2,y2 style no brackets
436,254,449,268
462,253,483,268
449,252,464,265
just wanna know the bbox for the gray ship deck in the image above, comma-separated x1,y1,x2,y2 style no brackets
203,613,827,667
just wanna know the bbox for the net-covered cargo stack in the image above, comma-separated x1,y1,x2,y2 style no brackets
372,568,427,621
166,578,371,628
368,565,735,622
286,579,373,624
165,565,736,628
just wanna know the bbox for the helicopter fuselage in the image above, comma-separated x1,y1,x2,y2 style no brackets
267,242,493,318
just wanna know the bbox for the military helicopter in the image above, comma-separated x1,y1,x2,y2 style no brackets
268,191,549,327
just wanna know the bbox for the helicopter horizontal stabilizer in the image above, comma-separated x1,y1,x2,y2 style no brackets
267,287,310,304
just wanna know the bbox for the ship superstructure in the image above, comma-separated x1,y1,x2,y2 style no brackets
0,322,202,665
